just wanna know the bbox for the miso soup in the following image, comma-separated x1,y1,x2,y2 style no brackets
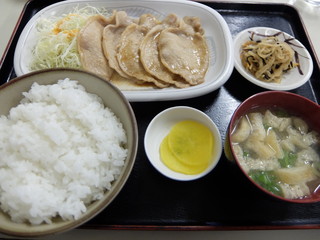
231,107,320,200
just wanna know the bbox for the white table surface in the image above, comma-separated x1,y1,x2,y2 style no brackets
0,0,320,239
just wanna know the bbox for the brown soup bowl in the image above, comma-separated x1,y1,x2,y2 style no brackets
225,91,320,203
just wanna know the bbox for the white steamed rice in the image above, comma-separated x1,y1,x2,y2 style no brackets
0,78,127,225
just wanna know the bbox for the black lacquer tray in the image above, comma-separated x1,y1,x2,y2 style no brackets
1,0,320,230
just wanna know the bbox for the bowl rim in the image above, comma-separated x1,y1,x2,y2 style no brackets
0,68,139,237
228,91,320,203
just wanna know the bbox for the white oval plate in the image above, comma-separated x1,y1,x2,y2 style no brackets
14,0,234,102
233,27,313,91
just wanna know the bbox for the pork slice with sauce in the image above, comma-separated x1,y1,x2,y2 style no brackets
102,11,133,78
77,15,114,80
158,17,209,85
117,14,170,88
139,14,190,88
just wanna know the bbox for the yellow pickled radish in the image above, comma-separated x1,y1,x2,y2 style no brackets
168,120,213,166
160,120,214,175
160,136,207,174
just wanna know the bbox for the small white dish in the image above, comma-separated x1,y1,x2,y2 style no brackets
144,106,222,181
233,27,313,91
14,0,234,102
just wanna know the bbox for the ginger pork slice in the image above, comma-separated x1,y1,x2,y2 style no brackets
77,15,115,80
117,14,169,88
102,11,134,78
182,16,205,35
110,71,155,91
158,19,209,85
139,14,190,88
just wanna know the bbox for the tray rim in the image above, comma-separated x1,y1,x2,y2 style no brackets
1,0,320,231
78,223,320,231
2,0,319,78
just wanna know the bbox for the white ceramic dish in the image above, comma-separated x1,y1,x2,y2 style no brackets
144,106,222,181
14,0,234,102
233,27,313,91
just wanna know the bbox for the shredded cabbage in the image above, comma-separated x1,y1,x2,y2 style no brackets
30,6,111,71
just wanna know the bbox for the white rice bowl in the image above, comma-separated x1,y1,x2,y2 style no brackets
0,78,128,225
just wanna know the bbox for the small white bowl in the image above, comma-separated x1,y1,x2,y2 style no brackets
144,106,222,181
233,27,313,90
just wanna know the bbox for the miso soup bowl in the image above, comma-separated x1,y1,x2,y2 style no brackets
225,91,320,203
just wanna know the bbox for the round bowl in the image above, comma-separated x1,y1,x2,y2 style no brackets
233,27,313,90
0,69,138,237
144,106,222,181
225,91,320,203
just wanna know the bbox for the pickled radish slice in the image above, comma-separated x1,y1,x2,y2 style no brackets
160,120,214,174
